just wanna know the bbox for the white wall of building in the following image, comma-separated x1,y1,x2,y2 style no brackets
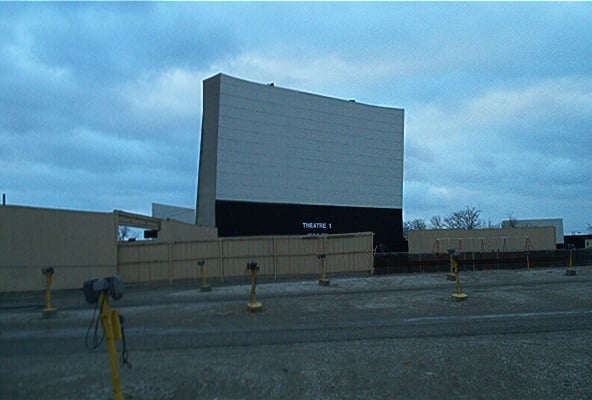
152,202,195,225
213,74,404,209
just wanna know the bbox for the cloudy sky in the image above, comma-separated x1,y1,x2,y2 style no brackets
2,2,591,233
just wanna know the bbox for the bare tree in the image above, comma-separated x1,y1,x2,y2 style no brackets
430,215,445,229
505,211,519,228
486,218,500,229
403,219,427,238
118,226,139,241
407,219,427,230
443,206,483,229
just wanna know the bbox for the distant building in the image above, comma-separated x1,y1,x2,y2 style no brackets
501,218,564,246
152,203,195,225
408,227,557,254
195,73,405,250
564,234,592,249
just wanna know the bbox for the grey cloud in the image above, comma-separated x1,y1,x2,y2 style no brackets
6,3,240,81
1,2,591,232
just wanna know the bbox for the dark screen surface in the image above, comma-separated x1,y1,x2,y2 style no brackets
215,200,405,252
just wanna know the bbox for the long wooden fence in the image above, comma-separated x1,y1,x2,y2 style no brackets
117,232,374,284
374,248,592,274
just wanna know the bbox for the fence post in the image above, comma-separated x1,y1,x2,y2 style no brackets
566,244,576,276
218,239,224,283
168,242,173,286
446,249,456,281
273,236,278,280
350,235,355,273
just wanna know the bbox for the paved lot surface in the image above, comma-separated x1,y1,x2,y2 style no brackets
1,267,591,399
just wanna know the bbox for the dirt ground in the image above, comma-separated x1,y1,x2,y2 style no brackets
1,267,591,400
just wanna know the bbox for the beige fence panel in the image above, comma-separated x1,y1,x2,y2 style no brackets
118,241,169,283
171,239,219,281
275,236,320,276
116,232,374,284
196,240,221,278
1,264,115,292
220,237,274,278
351,233,374,273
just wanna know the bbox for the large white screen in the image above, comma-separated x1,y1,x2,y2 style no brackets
215,75,404,209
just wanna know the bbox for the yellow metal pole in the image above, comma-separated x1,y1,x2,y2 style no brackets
45,273,53,310
318,254,329,286
566,246,576,276
198,260,211,292
446,250,455,281
100,293,125,400
453,259,461,294
42,269,57,318
449,251,453,274
247,262,262,311
450,252,468,301
250,268,257,304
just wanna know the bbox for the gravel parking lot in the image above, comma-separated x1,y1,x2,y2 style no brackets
1,267,591,400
